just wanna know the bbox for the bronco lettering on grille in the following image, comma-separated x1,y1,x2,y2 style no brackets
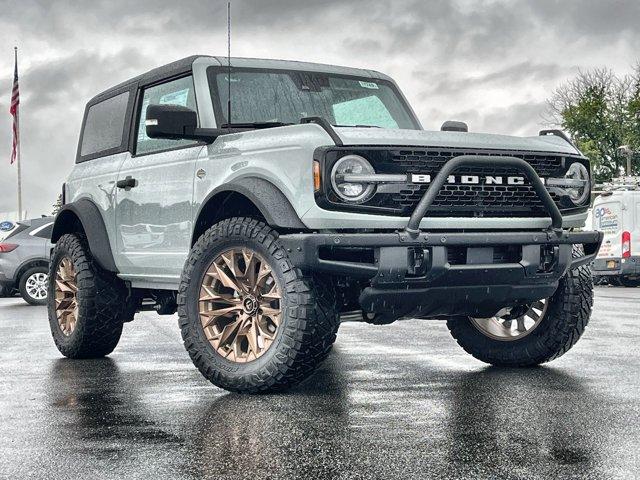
410,174,540,186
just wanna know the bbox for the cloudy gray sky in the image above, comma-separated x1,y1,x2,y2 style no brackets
0,0,639,215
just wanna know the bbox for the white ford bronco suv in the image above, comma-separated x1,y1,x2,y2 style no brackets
48,56,602,393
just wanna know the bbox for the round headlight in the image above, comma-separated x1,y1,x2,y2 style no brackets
564,162,590,204
331,155,376,202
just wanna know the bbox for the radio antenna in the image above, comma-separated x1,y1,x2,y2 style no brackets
227,1,231,130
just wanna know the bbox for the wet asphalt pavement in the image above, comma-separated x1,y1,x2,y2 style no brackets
1,287,639,479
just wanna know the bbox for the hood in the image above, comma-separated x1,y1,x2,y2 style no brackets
333,127,580,155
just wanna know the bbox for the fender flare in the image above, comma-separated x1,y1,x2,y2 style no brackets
195,177,306,234
51,199,118,273
12,258,49,285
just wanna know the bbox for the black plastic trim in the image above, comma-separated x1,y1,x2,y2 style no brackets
193,178,306,243
405,155,563,234
51,199,118,272
280,230,603,278
313,146,590,217
300,117,343,145
279,229,602,319
88,55,200,105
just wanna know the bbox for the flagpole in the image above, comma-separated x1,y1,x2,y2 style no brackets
14,47,22,221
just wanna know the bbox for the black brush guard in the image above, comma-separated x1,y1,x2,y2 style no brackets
280,156,602,320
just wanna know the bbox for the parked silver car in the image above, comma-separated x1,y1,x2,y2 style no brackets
0,217,53,305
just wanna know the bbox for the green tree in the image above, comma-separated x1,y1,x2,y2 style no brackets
628,64,640,151
546,68,639,182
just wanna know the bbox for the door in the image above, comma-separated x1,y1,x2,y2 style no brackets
114,75,204,282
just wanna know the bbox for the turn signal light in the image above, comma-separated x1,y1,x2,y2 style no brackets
0,243,18,253
313,160,321,191
622,231,631,258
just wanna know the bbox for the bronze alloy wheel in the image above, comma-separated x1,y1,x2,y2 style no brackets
470,299,548,342
199,247,282,363
54,258,79,336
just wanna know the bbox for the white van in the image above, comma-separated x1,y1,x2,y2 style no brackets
591,190,640,287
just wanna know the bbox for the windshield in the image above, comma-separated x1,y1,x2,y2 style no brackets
208,68,420,130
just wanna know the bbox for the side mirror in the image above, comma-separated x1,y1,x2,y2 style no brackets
145,104,250,144
441,120,468,132
145,104,199,140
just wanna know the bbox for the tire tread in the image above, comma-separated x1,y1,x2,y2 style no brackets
47,233,126,359
446,246,594,367
178,217,339,393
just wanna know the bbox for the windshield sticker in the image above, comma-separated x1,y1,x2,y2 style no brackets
359,81,379,89
160,88,190,106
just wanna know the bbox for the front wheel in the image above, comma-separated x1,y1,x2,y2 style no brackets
446,256,593,367
178,217,340,394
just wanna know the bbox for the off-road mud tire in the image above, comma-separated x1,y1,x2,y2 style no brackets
178,217,340,394
47,233,128,358
447,247,593,367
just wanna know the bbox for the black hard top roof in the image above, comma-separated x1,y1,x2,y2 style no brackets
87,54,385,105
89,55,209,104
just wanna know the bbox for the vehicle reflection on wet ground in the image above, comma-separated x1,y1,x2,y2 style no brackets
0,286,638,479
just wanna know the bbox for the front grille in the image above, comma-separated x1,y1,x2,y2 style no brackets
386,149,565,217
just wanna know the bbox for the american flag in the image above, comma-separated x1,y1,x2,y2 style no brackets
9,48,19,165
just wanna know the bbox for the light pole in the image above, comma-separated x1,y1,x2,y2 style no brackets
617,145,634,176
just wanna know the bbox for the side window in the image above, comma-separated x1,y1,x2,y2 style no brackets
32,223,54,240
136,76,198,155
80,91,130,157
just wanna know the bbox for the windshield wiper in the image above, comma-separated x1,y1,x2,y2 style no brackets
334,124,381,128
219,121,293,129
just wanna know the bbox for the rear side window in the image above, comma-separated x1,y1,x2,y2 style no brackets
80,91,130,157
31,224,53,240
4,224,28,239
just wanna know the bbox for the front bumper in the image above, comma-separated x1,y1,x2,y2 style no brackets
592,256,640,277
282,154,602,320
280,230,602,319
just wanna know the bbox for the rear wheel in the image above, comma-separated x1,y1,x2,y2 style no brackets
47,233,128,358
609,277,623,287
19,266,49,305
447,252,593,367
178,217,339,393
619,276,640,287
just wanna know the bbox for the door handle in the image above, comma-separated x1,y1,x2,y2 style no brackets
116,176,138,190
